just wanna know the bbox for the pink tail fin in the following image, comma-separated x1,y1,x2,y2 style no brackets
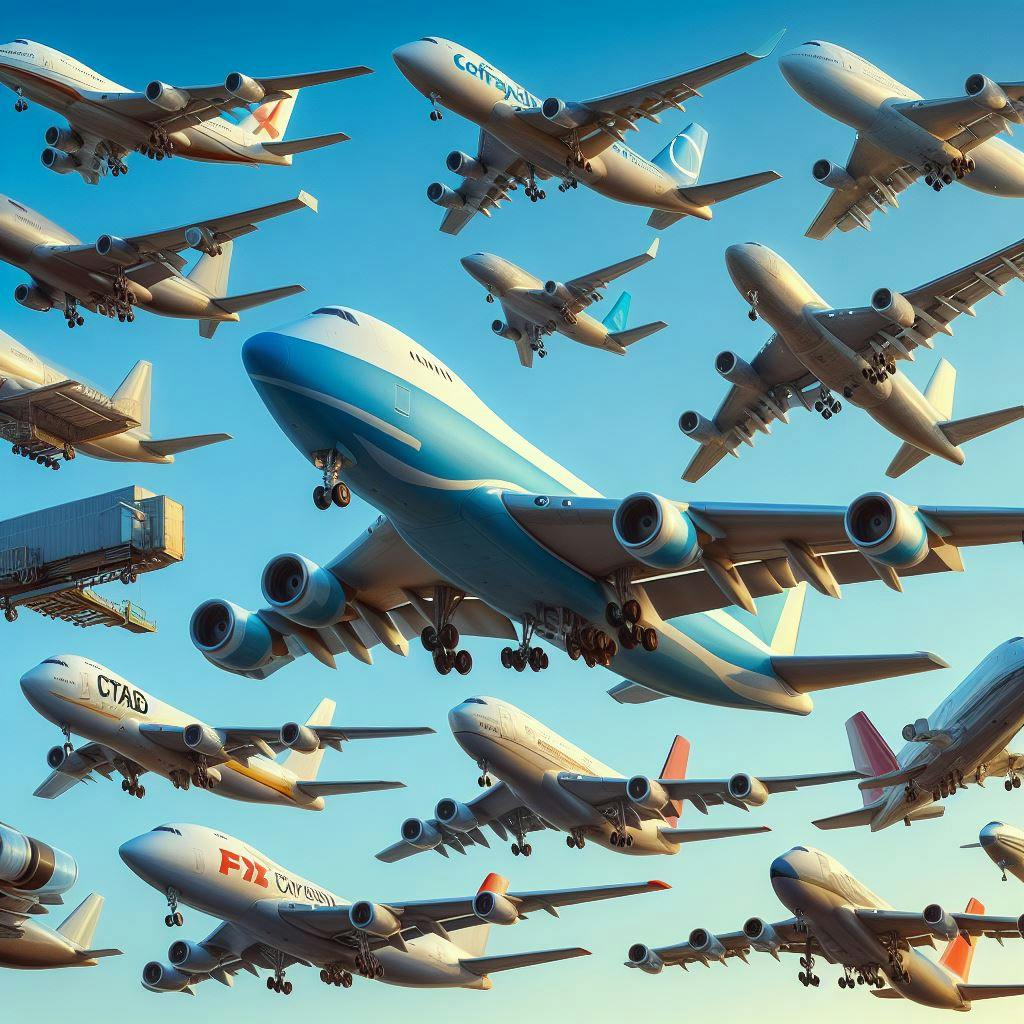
940,899,984,981
845,712,898,806
659,735,690,827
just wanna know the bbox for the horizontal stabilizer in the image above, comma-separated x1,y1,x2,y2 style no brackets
886,441,930,479
941,406,1024,447
263,131,350,156
141,433,232,458
678,170,781,207
608,321,668,348
907,803,946,822
771,652,948,693
958,984,1024,1002
461,947,589,976
857,762,929,791
607,680,667,704
80,948,123,959
647,210,685,230
216,284,305,315
661,825,770,845
870,987,903,999
812,806,877,830
296,780,404,798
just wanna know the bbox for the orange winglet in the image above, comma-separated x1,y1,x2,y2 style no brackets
477,872,510,896
647,880,672,891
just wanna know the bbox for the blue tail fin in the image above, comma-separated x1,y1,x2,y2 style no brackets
652,123,708,186
723,583,807,653
602,292,631,332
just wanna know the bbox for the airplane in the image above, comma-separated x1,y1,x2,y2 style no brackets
813,639,1024,833
391,36,782,233
0,819,121,970
182,302,1024,718
460,238,666,366
625,844,1024,1010
119,821,668,996
20,653,433,808
963,822,1024,882
377,696,862,861
0,331,229,469
779,41,1024,239
0,39,371,184
0,190,315,334
680,239,1024,482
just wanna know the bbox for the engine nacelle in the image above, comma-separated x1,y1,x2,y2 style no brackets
400,818,443,851
678,410,723,445
145,80,190,112
40,147,78,175
541,97,591,130
728,773,770,808
95,234,140,266
543,279,574,305
923,903,959,941
688,927,726,960
0,823,77,896
743,917,782,953
473,889,520,925
142,961,192,993
492,319,522,343
612,492,701,571
225,71,265,105
965,74,1009,111
435,798,478,832
14,282,53,312
1018,913,1024,940
280,722,320,753
715,351,765,393
261,553,348,628
871,287,915,329
844,492,930,570
627,942,664,975
168,939,220,974
44,125,82,154
427,182,464,211
184,225,222,257
349,901,400,937
812,158,855,190
183,723,228,760
445,150,486,180
626,775,671,813
190,599,275,673
902,717,931,742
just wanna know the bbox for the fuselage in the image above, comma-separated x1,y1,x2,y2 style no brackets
242,306,821,714
20,654,329,810
0,917,97,970
780,41,1024,196
978,821,1024,883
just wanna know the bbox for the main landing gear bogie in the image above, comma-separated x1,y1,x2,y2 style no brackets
606,599,658,654
510,841,533,857
798,952,820,988
500,644,548,673
355,951,383,979
267,975,293,995
1005,772,1022,792
320,967,353,988
566,830,586,850
13,444,67,470
422,623,473,676
924,157,974,191
814,386,842,421
120,778,146,799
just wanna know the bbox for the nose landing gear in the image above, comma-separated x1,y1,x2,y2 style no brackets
1005,771,1021,792
312,450,350,510
745,290,759,321
163,887,183,927
427,91,443,121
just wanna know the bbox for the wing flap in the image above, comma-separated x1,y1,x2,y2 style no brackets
460,947,588,975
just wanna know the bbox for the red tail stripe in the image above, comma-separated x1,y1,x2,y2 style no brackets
477,872,509,896
660,736,690,828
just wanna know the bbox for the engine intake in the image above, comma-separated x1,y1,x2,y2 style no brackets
95,234,140,266
435,798,477,832
627,942,664,974
844,492,930,570
142,961,192,992
715,351,764,393
541,97,591,130
728,773,769,808
190,599,274,673
184,225,222,257
965,74,1009,111
626,775,670,812
14,282,52,312
812,159,855,190
473,889,520,925
145,80,190,112
492,320,522,343
544,279,573,304
871,288,915,329
688,927,725,960
261,553,347,628
427,182,464,211
40,148,79,175
349,901,400,936
679,411,722,445
400,818,442,851
280,722,319,753
612,492,701,571
743,917,782,952
0,823,78,895
225,71,265,104
183,723,227,759
44,125,82,155
445,150,486,180
902,718,931,742
168,939,219,973
923,903,959,941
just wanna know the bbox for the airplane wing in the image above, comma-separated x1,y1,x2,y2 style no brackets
194,515,517,679
806,135,919,240
892,84,1019,146
629,917,807,970
496,301,542,368
438,130,530,235
855,908,1023,942
0,380,140,446
33,742,145,799
559,239,660,315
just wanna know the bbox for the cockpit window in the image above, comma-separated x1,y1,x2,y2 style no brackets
462,697,487,705
6,198,26,212
421,37,439,43
792,845,808,852
313,307,359,325
802,41,821,46
42,658,69,667
153,826,181,835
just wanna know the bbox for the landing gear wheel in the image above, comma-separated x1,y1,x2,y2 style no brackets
641,627,659,652
622,599,642,624
4,606,17,623
330,482,351,507
313,485,332,510
439,622,459,650
454,649,473,675
173,911,183,926
421,625,439,651
528,646,546,672
605,602,623,628
500,646,514,668
433,648,454,675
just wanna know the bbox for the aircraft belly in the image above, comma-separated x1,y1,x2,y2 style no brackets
142,278,212,318
0,923,76,969
965,139,1024,197
64,100,149,146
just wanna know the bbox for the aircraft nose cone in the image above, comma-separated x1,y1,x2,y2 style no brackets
392,42,422,80
724,243,762,286
242,330,291,382
447,702,478,735
769,852,799,882
118,834,151,874
778,49,807,87
980,821,1006,847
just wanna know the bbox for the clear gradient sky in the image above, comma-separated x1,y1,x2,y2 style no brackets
5,2,1024,1020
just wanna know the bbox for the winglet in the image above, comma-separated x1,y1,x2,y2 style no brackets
750,28,787,59
478,872,510,896
646,880,672,891
297,190,319,213
646,238,660,259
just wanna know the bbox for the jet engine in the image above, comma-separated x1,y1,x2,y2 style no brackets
688,927,726,960
812,159,855,190
1017,913,1024,940
965,74,1009,111
184,225,222,257
543,279,574,305
492,320,522,343
678,411,723,445
40,147,78,175
145,81,190,112
142,961,192,993
190,600,275,673
261,553,348,628
743,917,783,953
541,97,591,130
923,904,959,941
14,282,52,312
95,234,140,266
225,71,265,105
400,818,443,851
627,942,664,974
473,889,519,925
168,939,220,974
871,288,915,329
280,722,320,753
445,151,486,180
349,901,400,937
715,351,765,393
183,723,228,760
844,492,930,570
427,182,464,210
612,492,701,571
44,125,82,154
626,775,671,813
434,798,477,832
0,822,78,896
728,773,770,808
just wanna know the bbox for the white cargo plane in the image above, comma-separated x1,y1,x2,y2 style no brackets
813,639,1024,833
964,822,1024,883
392,36,781,233
0,331,229,469
0,820,120,970
779,41,1024,239
0,39,371,184
20,653,432,808
681,239,1024,482
378,696,860,861
627,845,1024,1010
0,190,314,334
461,238,666,365
120,822,668,996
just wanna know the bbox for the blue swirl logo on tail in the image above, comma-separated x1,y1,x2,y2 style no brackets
652,123,708,185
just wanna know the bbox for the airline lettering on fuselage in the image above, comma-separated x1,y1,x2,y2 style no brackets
274,872,335,906
452,53,539,108
96,674,148,714
218,848,269,888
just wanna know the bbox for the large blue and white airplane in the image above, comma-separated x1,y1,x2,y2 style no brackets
190,305,1024,715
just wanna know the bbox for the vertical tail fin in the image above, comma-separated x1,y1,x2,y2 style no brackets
281,697,336,781
57,893,104,949
846,712,898,805
659,736,690,826
239,93,297,140
941,899,984,981
730,584,807,654
924,358,957,419
602,292,631,333
188,239,233,299
458,873,510,957
651,122,708,186
112,360,152,434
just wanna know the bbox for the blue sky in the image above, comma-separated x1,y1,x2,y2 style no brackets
5,2,1024,1020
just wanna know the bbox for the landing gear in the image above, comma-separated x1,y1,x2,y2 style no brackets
163,887,183,927
170,769,191,791
798,949,820,988
355,934,384,979
745,289,759,321
312,449,349,510
607,592,657,655
120,568,138,585
139,128,174,160
610,830,634,848
420,585,472,675
427,91,443,121
190,757,216,790
117,760,145,798
814,386,841,420
62,298,85,329
97,270,136,323
106,156,129,177
476,760,492,787
501,618,549,672
923,156,974,191
524,165,546,203
557,178,580,192
882,934,911,984
838,968,855,990
14,93,28,112
3,601,18,623
1005,772,1022,792
485,292,494,303
320,966,353,988
528,325,549,359
566,829,586,849
862,351,896,385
